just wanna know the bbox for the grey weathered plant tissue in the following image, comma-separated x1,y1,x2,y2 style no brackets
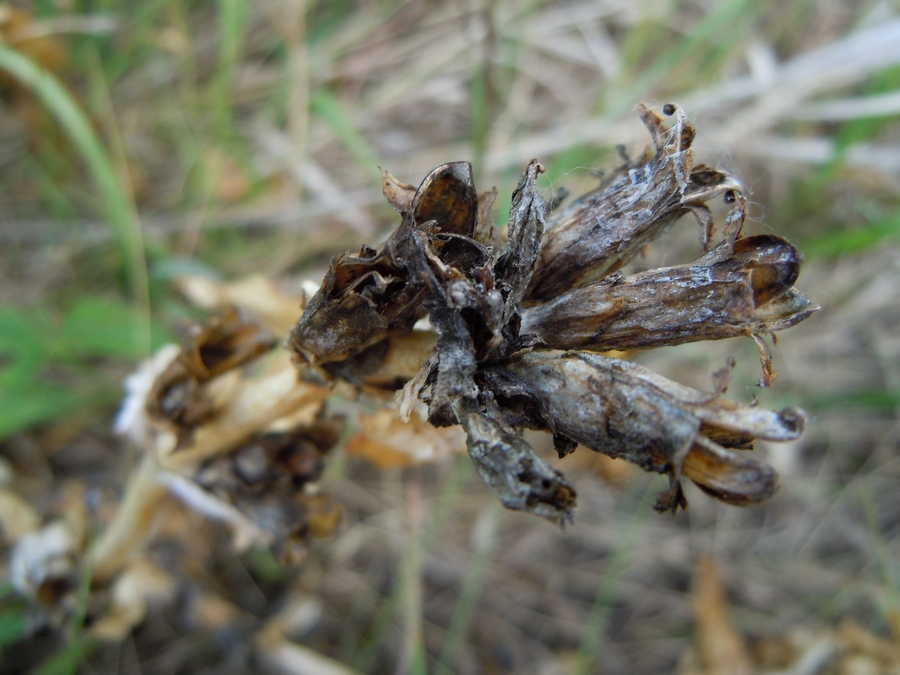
291,103,818,527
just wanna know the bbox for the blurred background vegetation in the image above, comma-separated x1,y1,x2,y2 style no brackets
1,0,900,673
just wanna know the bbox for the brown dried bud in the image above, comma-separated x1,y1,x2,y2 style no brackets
290,162,480,367
146,309,278,446
192,419,344,551
520,234,818,351
481,350,803,511
525,104,745,304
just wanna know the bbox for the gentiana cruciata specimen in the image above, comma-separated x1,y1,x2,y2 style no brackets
290,103,818,526
8,103,818,628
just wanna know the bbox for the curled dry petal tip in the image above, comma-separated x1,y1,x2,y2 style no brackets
381,168,416,215
147,309,279,447
682,436,779,507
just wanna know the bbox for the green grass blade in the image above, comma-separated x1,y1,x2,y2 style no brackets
434,501,501,675
0,386,80,440
31,528,101,675
311,89,381,175
59,297,172,359
214,0,249,138
469,67,490,176
29,637,98,675
0,45,149,315
0,612,28,651
803,212,900,258
574,480,656,674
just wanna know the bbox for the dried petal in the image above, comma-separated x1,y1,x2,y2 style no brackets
11,520,81,602
176,275,305,336
485,351,701,476
288,246,417,366
146,309,278,444
474,187,498,245
683,436,778,506
520,235,818,351
114,344,182,448
482,350,801,509
90,559,177,641
179,307,278,381
153,349,329,470
407,161,477,236
494,160,546,316
344,408,465,468
357,330,438,390
525,103,745,304
291,162,479,367
0,488,40,544
454,400,576,526
381,168,416,215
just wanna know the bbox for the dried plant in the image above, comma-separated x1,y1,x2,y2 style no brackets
9,104,816,640
291,103,817,525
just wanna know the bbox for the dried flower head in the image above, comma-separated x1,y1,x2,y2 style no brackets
105,305,338,569
291,103,817,526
